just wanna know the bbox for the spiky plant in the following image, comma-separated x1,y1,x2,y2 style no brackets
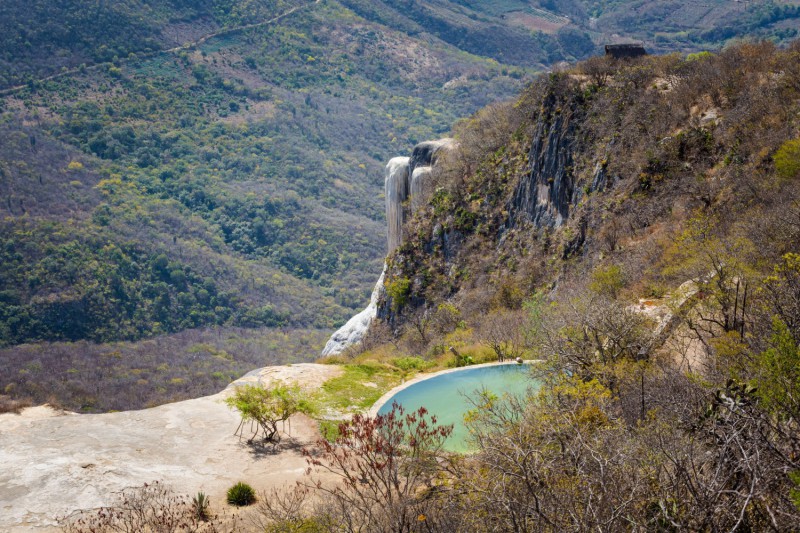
227,482,256,507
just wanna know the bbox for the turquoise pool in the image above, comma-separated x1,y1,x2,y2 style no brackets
376,363,538,452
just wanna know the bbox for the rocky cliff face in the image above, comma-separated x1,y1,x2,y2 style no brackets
322,139,454,356
372,75,605,321
508,90,582,229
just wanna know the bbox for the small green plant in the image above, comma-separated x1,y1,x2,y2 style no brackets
318,419,343,442
589,264,625,299
192,491,210,521
386,277,412,310
227,482,256,507
225,383,315,444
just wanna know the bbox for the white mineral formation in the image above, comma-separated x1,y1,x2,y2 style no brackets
410,166,432,212
409,139,454,212
0,364,342,532
320,140,455,357
320,268,386,357
385,156,410,254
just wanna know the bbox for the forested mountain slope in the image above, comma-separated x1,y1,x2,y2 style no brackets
0,0,305,90
339,0,800,66
0,0,532,411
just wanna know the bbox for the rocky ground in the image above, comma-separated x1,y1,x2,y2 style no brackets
0,363,343,532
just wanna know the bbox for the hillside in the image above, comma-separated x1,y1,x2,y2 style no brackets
378,41,800,331
3,0,798,92
1,3,799,526
331,41,800,530
339,0,800,66
0,0,537,412
0,0,306,90
1,0,799,414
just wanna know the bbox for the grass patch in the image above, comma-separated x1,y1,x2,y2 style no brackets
314,363,403,413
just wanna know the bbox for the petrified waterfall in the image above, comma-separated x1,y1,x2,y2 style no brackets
320,269,385,357
385,157,410,254
321,139,454,356
409,139,453,213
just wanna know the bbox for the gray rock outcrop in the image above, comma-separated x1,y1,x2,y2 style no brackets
509,92,580,229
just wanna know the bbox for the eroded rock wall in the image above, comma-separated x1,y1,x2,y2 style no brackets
508,92,581,229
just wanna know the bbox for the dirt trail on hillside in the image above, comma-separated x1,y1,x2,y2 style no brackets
0,363,342,532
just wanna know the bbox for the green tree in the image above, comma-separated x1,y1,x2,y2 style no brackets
225,383,314,445
589,264,624,299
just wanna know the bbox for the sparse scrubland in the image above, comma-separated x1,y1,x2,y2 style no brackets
281,42,800,531
1,327,330,412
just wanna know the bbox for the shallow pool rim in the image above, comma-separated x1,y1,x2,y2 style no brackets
368,360,541,417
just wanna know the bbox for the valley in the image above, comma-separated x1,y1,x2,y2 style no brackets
1,1,799,530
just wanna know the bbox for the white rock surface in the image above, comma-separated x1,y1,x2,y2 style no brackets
0,364,342,532
385,157,410,254
410,166,433,212
320,268,386,357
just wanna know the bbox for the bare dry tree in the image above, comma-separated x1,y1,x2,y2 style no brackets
303,403,457,533
59,481,233,532
478,309,527,362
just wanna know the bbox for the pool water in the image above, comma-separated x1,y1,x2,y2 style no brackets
376,363,538,452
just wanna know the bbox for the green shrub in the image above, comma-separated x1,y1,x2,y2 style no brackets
589,265,625,299
392,356,429,372
685,50,713,62
227,482,256,506
774,138,800,180
318,419,343,442
386,277,411,310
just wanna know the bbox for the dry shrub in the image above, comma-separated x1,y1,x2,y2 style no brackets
579,55,614,87
303,403,456,532
478,309,528,362
0,394,31,414
59,481,232,532
449,100,521,180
